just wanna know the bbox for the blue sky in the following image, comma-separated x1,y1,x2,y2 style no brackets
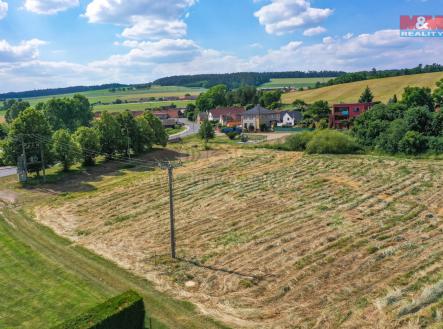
0,0,443,92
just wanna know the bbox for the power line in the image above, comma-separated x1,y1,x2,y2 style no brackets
15,132,182,259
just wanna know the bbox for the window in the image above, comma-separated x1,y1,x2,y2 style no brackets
354,108,360,112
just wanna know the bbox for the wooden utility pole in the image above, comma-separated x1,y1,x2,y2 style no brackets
158,161,182,259
40,142,46,183
167,164,176,259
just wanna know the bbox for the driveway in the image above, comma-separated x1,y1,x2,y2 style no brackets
0,166,16,178
169,119,200,140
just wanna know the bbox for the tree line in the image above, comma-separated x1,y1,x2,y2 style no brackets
153,71,345,89
351,79,443,155
0,83,129,100
0,95,167,172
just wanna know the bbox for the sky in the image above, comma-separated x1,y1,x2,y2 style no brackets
1,0,443,92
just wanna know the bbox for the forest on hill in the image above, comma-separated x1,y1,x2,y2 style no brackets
152,71,346,89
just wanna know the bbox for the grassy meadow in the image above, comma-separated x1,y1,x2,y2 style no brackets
93,100,194,112
0,170,230,329
21,136,443,328
282,71,443,104
259,77,335,89
21,85,204,106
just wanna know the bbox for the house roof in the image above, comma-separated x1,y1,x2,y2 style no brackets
241,104,274,115
153,109,181,118
209,107,245,118
199,112,208,120
280,110,303,121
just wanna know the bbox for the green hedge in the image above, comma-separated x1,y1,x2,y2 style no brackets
52,290,145,329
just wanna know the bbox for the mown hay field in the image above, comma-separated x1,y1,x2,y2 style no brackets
282,71,443,105
36,147,443,328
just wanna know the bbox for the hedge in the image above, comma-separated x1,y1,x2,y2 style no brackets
52,290,145,329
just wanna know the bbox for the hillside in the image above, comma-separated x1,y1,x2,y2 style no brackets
153,71,345,89
282,71,443,105
31,139,443,328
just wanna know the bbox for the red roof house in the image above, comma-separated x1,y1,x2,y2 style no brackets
329,103,374,129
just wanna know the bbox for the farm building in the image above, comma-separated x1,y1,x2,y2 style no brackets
241,105,280,131
152,108,184,119
207,107,245,126
278,110,303,127
329,102,374,129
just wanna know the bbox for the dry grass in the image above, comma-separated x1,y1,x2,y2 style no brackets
34,147,443,328
282,71,443,105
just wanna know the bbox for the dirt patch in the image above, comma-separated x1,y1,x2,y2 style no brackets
0,190,18,204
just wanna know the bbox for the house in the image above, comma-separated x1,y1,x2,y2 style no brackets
240,105,280,131
278,110,303,127
197,111,208,123
152,108,183,119
329,102,374,129
207,107,245,126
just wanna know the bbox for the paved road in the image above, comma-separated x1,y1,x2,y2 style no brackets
169,119,200,140
0,166,16,178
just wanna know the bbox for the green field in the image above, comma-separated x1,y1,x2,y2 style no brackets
0,168,229,329
22,85,205,106
282,71,443,105
260,77,335,89
0,211,109,328
93,100,193,112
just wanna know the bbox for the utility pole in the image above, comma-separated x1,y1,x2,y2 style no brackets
167,164,176,259
20,135,28,183
159,160,182,259
40,142,46,183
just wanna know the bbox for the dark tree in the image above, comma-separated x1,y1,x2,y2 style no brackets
358,86,374,103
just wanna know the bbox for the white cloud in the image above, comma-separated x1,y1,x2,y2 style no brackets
84,0,196,39
0,1,7,20
24,0,79,15
3,29,443,94
303,26,326,36
0,39,46,62
343,32,353,40
254,0,333,35
246,29,443,72
121,18,187,40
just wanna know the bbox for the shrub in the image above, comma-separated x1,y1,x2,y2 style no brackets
284,131,313,151
427,136,443,153
398,130,427,155
225,131,238,140
52,290,145,329
305,130,360,154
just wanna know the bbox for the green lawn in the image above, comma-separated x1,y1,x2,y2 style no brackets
0,214,109,328
260,77,335,89
166,126,187,135
22,85,205,106
93,100,194,112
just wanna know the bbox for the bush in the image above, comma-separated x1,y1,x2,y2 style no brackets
52,291,145,329
427,136,443,153
284,131,313,151
305,130,360,154
398,131,427,155
225,131,238,140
